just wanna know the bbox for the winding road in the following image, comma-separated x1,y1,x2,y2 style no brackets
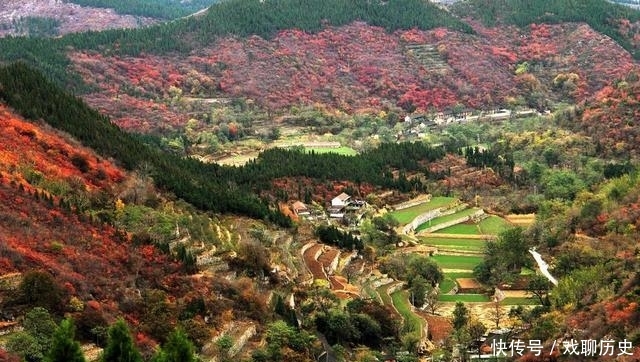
529,248,558,285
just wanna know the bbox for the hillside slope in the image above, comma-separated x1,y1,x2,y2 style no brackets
72,20,637,133
0,0,158,37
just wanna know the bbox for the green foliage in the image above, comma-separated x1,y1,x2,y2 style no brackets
453,0,640,58
541,169,584,200
199,0,471,42
315,225,363,250
7,332,45,362
44,319,86,362
259,320,315,360
474,226,531,285
152,329,196,362
550,264,610,309
452,302,469,330
102,319,142,362
407,256,443,287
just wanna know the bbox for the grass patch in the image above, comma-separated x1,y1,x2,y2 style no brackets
438,223,481,235
432,254,483,270
390,197,456,224
391,290,426,335
439,279,457,294
415,207,480,232
305,146,357,156
420,237,487,253
478,215,512,235
520,267,536,275
438,294,490,302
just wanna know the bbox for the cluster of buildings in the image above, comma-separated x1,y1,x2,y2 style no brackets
291,192,366,222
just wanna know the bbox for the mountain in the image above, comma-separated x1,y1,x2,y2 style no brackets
1,0,637,136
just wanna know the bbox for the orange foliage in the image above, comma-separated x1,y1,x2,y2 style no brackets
0,104,124,191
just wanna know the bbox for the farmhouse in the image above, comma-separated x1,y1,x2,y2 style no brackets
331,192,351,207
292,201,310,216
456,278,483,294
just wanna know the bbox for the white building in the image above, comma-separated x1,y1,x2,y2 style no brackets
331,192,351,207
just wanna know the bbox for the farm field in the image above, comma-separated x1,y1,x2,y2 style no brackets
305,146,357,155
478,215,513,234
431,254,483,271
420,237,487,253
390,196,457,224
438,222,481,235
415,207,481,232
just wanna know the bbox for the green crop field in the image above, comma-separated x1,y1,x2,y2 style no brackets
478,215,513,235
438,223,481,235
415,207,480,232
390,197,456,224
305,146,357,156
391,290,426,335
432,254,483,270
420,237,487,253
438,294,490,302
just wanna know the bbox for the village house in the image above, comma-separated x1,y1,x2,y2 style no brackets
292,201,310,216
331,192,351,207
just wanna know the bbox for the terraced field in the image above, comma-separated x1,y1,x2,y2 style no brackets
478,215,513,234
414,207,481,232
432,254,484,271
390,196,457,224
391,290,427,336
438,222,481,235
420,237,486,253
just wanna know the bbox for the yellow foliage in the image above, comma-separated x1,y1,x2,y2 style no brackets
115,198,125,212
69,296,84,312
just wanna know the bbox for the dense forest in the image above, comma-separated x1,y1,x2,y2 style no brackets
453,0,640,58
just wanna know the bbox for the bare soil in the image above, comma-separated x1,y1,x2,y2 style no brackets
0,0,158,37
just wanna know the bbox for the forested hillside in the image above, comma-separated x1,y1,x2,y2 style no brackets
453,0,640,58
0,0,469,90
0,63,449,223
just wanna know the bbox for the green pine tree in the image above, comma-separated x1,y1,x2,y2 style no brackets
44,318,86,362
152,329,196,362
102,319,142,362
